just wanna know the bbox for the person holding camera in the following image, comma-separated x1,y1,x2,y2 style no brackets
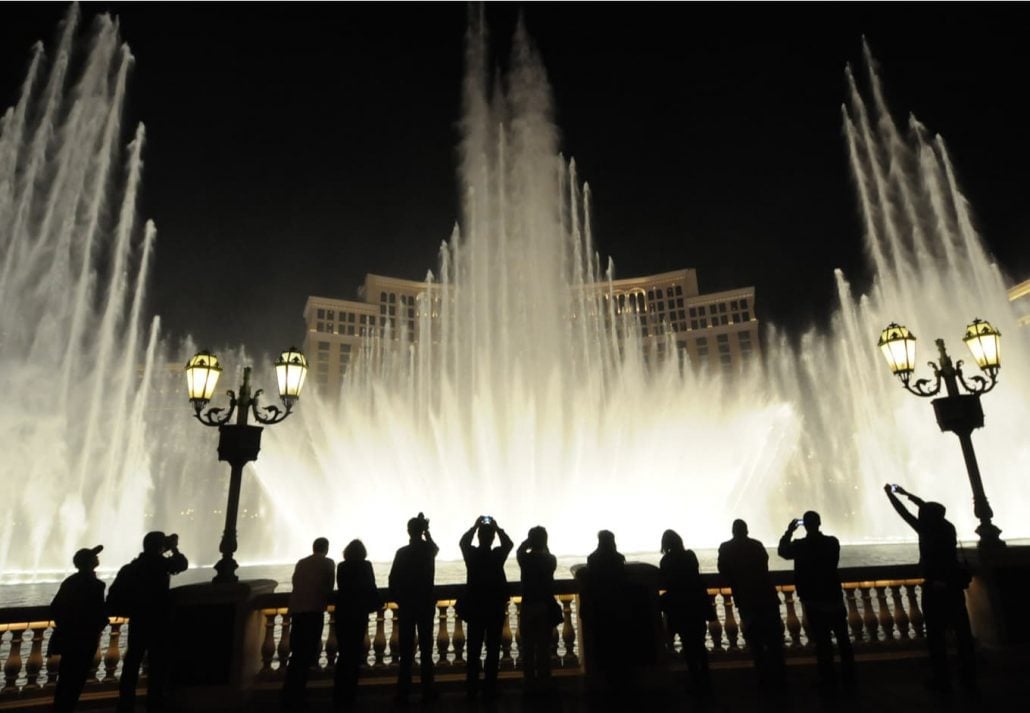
517,526,558,690
884,484,976,693
388,513,439,703
114,531,188,713
778,512,854,691
458,515,513,699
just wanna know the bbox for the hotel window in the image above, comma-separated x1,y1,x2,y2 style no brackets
740,298,748,309
742,311,750,321
316,321,324,332
720,315,729,325
699,317,708,328
340,344,351,354
326,323,334,334
317,309,325,319
698,305,706,316
347,324,355,335
689,307,696,317
318,341,330,351
696,337,709,358
667,287,675,298
678,310,685,320
731,300,738,310
675,285,683,295
677,298,684,307
719,303,727,313
389,293,397,303
328,310,336,320
348,313,355,322
690,320,698,330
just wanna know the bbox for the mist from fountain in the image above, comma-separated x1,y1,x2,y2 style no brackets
1,13,1027,574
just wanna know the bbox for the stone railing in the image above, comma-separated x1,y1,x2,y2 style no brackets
0,564,925,702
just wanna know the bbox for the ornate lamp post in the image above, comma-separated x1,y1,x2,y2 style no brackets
185,347,308,582
877,319,1004,550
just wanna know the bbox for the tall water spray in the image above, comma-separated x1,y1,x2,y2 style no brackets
1,15,1027,574
0,8,161,573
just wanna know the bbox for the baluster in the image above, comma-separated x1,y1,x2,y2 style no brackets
512,599,522,668
45,632,60,690
103,621,123,682
860,585,878,641
436,602,450,667
324,608,338,671
259,612,276,677
277,612,292,673
87,638,102,687
372,607,387,668
799,606,812,649
561,597,578,666
24,625,44,688
723,592,741,650
707,592,724,652
452,610,466,667
891,586,911,640
844,587,864,642
551,599,561,665
875,585,894,642
4,627,24,692
500,601,513,667
388,607,400,666
782,589,803,649
906,583,925,638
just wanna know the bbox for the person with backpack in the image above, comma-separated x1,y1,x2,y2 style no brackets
884,484,976,693
49,545,108,713
113,531,188,713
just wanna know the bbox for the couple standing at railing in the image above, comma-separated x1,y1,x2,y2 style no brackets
280,513,559,711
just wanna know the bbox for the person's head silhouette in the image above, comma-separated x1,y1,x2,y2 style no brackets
597,530,617,553
802,511,821,533
661,529,684,554
527,525,548,552
73,545,103,573
143,531,166,555
313,537,329,555
343,539,367,562
731,519,748,539
918,501,947,527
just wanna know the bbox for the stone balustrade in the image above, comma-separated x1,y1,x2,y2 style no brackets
0,564,925,703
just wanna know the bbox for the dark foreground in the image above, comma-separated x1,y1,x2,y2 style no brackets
9,648,1027,713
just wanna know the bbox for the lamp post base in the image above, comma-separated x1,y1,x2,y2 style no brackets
213,556,240,584
976,522,1006,551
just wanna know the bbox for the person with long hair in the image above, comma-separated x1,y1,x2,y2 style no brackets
660,529,715,696
333,539,381,710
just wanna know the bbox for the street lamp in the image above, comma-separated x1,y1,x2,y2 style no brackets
877,319,1004,550
185,347,309,582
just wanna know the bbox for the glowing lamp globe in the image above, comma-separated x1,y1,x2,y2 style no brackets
877,323,917,379
185,351,222,406
275,347,308,404
963,318,1001,376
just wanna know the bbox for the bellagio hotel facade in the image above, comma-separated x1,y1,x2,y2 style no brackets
303,269,760,392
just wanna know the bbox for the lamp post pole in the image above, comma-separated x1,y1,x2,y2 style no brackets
185,348,308,583
878,320,1004,552
926,340,1003,550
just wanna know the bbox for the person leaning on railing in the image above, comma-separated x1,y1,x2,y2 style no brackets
884,484,977,694
281,537,334,712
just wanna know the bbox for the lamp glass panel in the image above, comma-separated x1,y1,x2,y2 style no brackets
276,349,308,399
878,324,916,375
964,320,1001,370
185,352,221,401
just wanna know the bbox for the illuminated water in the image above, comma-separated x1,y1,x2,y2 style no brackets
1,14,1027,574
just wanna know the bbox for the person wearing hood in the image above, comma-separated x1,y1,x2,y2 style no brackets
885,484,976,693
49,545,108,713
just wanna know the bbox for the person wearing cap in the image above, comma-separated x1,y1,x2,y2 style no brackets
885,484,976,693
49,545,108,713
116,531,188,713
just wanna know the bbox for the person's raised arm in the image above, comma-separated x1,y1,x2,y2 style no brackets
777,520,798,560
459,518,479,559
424,526,440,558
517,538,531,568
884,484,919,530
496,523,514,558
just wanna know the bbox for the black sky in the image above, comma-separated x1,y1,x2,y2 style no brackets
1,3,1028,358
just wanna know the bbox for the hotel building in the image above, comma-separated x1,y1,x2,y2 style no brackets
303,269,760,392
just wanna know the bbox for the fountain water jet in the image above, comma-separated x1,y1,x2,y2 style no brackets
1,14,1027,574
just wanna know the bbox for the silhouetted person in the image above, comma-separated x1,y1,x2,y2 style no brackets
885,484,976,692
583,530,628,681
49,545,107,713
517,526,559,690
717,519,785,688
459,516,513,699
660,530,715,696
388,512,439,703
778,512,854,689
333,539,381,710
115,531,188,713
282,537,334,712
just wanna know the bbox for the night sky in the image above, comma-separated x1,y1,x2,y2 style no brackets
1,3,1028,358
